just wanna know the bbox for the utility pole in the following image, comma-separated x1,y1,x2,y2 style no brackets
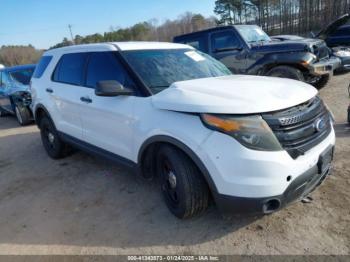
68,24,75,44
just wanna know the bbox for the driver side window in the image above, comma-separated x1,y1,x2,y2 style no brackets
86,52,135,90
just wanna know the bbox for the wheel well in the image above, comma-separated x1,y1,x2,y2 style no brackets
34,107,48,128
138,139,217,193
9,96,15,111
263,63,308,75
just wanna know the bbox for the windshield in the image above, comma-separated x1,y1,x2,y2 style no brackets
122,49,232,94
9,68,34,85
237,26,271,43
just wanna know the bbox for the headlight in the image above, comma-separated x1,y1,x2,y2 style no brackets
333,50,350,57
201,114,283,151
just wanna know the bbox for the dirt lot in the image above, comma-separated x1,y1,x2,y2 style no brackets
0,74,349,256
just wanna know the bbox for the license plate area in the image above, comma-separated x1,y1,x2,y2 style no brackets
317,146,334,174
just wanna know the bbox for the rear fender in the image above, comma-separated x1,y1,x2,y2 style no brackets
10,91,32,107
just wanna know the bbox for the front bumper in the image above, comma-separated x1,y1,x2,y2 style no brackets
197,126,336,215
335,56,350,71
214,152,333,215
309,56,341,75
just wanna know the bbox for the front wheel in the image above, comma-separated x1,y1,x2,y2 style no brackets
15,105,32,126
266,66,305,82
311,74,330,90
156,145,209,219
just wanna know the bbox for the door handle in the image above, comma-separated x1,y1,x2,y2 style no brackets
46,88,53,93
80,96,92,103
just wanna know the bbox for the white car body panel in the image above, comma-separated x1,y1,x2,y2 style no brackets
79,88,137,160
31,42,336,213
152,75,318,114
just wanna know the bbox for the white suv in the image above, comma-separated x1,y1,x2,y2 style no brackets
31,42,335,218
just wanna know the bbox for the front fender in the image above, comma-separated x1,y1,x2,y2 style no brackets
247,52,315,75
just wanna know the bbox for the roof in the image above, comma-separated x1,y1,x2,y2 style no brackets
45,42,193,55
0,64,36,72
173,25,259,40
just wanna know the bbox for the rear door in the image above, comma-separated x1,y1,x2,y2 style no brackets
49,52,88,139
210,30,247,73
79,51,137,160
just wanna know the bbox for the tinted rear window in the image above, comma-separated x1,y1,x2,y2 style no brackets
33,56,52,78
9,68,35,85
53,53,88,85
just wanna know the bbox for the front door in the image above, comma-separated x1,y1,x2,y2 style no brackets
210,30,247,74
79,52,137,160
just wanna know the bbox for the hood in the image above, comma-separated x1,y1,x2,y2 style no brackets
316,13,350,39
250,37,324,53
152,75,317,114
250,40,307,53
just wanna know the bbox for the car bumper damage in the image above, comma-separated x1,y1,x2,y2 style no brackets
213,145,334,216
309,56,342,75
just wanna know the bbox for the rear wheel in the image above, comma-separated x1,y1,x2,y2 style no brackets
266,66,305,82
15,105,32,126
0,108,6,117
156,145,209,219
40,116,69,159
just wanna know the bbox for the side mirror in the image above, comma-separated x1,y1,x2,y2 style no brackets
95,80,133,97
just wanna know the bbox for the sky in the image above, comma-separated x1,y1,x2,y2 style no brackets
0,0,216,49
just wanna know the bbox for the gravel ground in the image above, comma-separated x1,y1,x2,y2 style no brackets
0,74,349,255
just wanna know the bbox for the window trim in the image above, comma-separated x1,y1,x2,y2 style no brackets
51,50,151,97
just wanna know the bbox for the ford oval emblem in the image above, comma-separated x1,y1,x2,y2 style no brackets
315,118,326,132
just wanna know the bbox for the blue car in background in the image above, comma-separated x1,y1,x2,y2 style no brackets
0,64,36,125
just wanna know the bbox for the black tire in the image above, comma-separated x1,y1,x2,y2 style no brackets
40,116,68,159
312,74,330,90
266,66,305,82
156,145,209,219
0,108,7,117
14,105,32,126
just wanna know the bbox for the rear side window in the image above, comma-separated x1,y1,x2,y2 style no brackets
32,56,52,78
53,53,88,86
86,52,135,89
211,31,240,51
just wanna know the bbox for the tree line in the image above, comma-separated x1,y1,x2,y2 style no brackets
0,45,43,67
51,12,217,48
1,2,350,66
214,0,350,35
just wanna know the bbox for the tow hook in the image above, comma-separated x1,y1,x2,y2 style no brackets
301,196,313,204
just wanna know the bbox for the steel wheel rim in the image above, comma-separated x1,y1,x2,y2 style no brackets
43,125,55,150
161,158,179,206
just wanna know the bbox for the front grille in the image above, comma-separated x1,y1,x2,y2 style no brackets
262,97,332,159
